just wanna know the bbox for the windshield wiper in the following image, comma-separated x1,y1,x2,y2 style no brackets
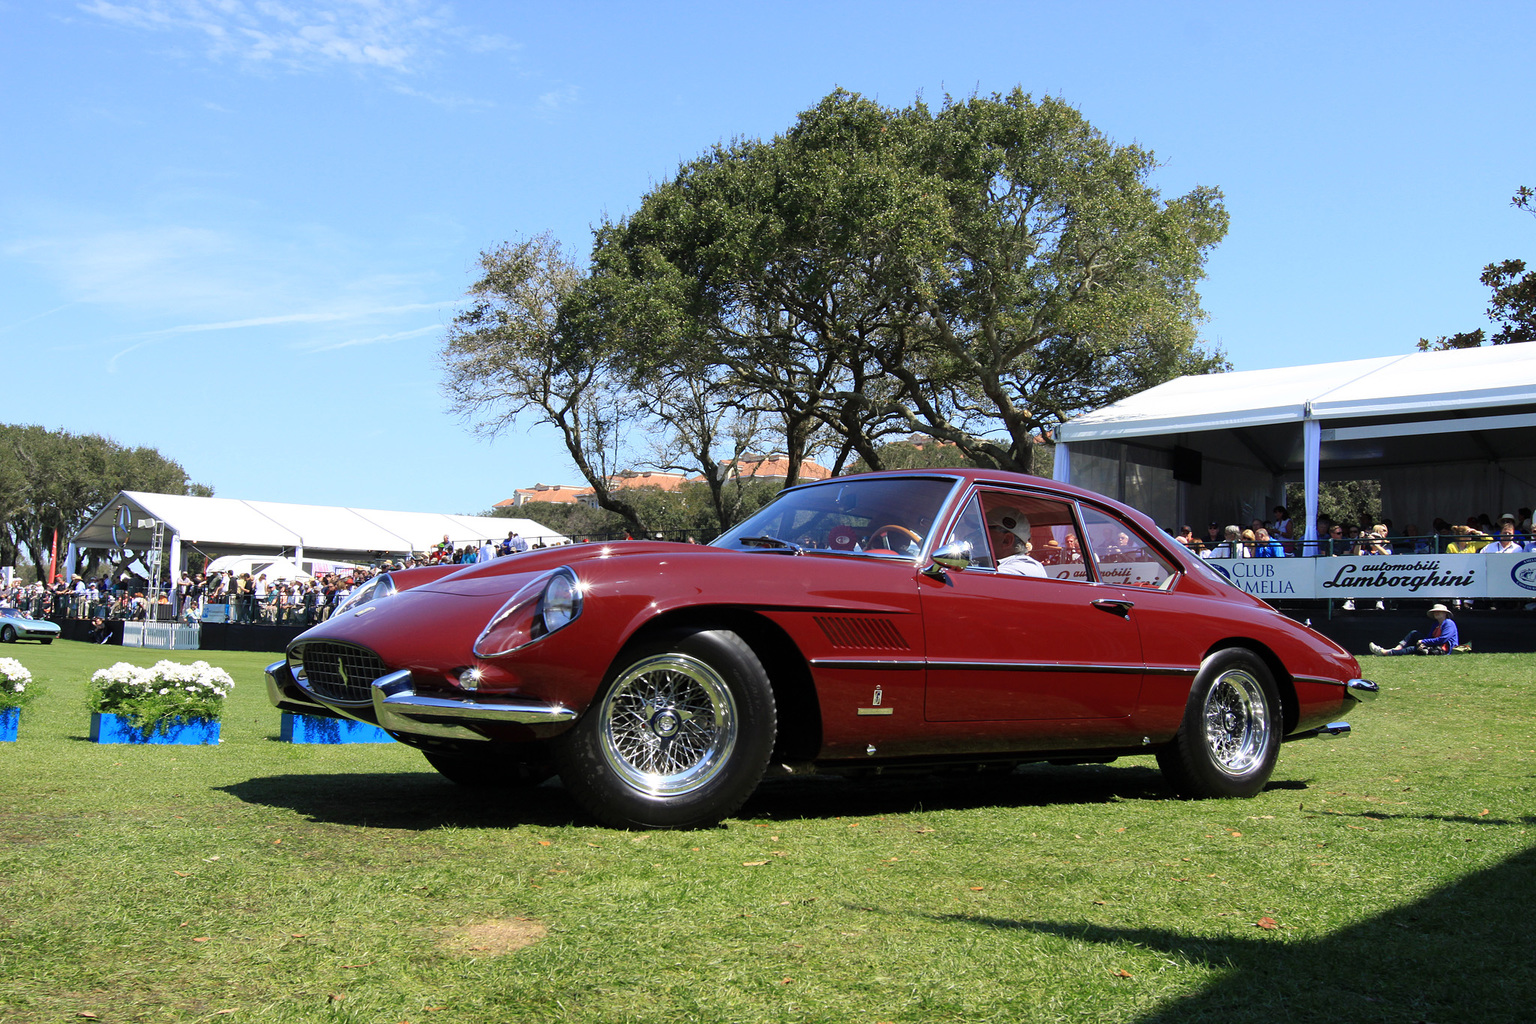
737,535,803,553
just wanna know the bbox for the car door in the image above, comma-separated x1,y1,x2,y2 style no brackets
920,489,1146,723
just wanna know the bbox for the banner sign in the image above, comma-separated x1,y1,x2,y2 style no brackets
1204,554,1512,600
1206,557,1315,598
1314,555,1484,599
1486,553,1536,600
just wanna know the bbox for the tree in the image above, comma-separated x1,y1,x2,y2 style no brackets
1419,187,1534,351
589,89,1229,477
0,424,207,581
846,435,976,474
441,234,650,532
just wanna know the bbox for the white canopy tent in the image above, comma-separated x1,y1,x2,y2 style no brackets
1053,345,1536,547
68,491,568,582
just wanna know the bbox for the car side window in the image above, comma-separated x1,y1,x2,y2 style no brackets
947,490,1091,581
1079,505,1177,588
945,495,995,569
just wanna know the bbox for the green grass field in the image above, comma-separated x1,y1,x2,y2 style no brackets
2,641,1533,1023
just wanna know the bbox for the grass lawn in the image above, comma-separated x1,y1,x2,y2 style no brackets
1,641,1533,1023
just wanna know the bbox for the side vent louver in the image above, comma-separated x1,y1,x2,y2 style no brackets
814,616,909,650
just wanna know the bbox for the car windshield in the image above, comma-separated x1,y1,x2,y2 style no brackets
713,476,960,558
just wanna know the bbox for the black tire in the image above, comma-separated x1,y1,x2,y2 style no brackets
1157,649,1281,799
0,625,14,643
555,628,777,829
422,748,552,789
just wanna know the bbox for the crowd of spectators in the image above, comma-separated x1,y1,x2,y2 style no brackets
0,530,571,628
1171,506,1536,559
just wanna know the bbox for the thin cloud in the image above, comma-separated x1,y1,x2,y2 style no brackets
143,302,450,336
78,0,459,74
303,322,442,352
104,303,450,371
537,84,580,114
0,303,76,337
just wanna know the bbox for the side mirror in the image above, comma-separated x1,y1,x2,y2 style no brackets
922,540,974,578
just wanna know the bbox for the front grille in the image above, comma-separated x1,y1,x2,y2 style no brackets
296,641,390,704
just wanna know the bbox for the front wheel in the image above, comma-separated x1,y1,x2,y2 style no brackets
555,628,777,829
1157,649,1281,799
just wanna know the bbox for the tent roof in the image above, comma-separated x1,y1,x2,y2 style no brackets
1058,345,1536,443
73,491,567,560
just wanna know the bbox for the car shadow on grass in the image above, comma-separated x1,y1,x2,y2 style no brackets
741,762,1177,821
218,772,581,830
914,842,1536,1023
221,761,1319,830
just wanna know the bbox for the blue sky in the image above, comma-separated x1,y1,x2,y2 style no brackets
3,1,1531,515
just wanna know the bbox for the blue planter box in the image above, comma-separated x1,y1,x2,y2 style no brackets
0,707,17,742
90,712,220,745
280,712,393,744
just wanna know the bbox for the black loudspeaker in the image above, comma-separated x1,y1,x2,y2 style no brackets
1172,446,1202,485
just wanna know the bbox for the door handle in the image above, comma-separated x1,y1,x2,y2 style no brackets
1092,599,1134,618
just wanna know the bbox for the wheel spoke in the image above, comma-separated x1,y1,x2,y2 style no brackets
1202,670,1269,775
599,652,738,796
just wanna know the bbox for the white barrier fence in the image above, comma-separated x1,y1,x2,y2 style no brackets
1204,553,1536,601
121,622,202,650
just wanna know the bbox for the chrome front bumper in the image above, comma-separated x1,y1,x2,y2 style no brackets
265,660,576,742
1345,678,1379,701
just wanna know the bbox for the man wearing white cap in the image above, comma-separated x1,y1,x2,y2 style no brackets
988,506,1047,577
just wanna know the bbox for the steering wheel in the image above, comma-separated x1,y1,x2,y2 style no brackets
867,524,923,551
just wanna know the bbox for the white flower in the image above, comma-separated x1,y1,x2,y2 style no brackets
159,688,170,695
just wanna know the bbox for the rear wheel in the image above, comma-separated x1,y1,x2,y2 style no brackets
555,628,777,829
1158,649,1281,798
0,626,15,643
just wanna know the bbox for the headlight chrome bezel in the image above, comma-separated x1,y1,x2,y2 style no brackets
473,566,584,658
333,572,398,617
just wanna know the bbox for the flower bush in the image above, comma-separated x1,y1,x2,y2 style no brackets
0,657,33,711
87,660,235,732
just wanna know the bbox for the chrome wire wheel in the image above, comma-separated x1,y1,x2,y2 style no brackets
597,652,738,797
1202,668,1271,776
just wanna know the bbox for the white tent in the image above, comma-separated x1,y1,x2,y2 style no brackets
1053,345,1536,545
69,491,568,581
205,555,315,581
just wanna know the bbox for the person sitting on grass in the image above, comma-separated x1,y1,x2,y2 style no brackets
1369,604,1460,656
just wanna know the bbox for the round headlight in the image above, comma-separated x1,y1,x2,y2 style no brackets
539,571,580,634
473,567,583,658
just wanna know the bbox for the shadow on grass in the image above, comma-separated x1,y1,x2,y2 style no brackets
741,762,1179,821
920,843,1536,1023
218,772,580,830
222,761,1190,830
221,760,1321,830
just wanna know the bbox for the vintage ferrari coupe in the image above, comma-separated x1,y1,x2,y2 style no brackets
267,470,1376,828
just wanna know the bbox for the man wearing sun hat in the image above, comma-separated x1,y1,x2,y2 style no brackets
1368,604,1460,656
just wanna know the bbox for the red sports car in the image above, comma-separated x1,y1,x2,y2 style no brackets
266,470,1376,828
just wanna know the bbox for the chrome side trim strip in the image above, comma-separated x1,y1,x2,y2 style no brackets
926,660,1146,675
369,669,577,741
807,658,924,671
1145,664,1200,677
